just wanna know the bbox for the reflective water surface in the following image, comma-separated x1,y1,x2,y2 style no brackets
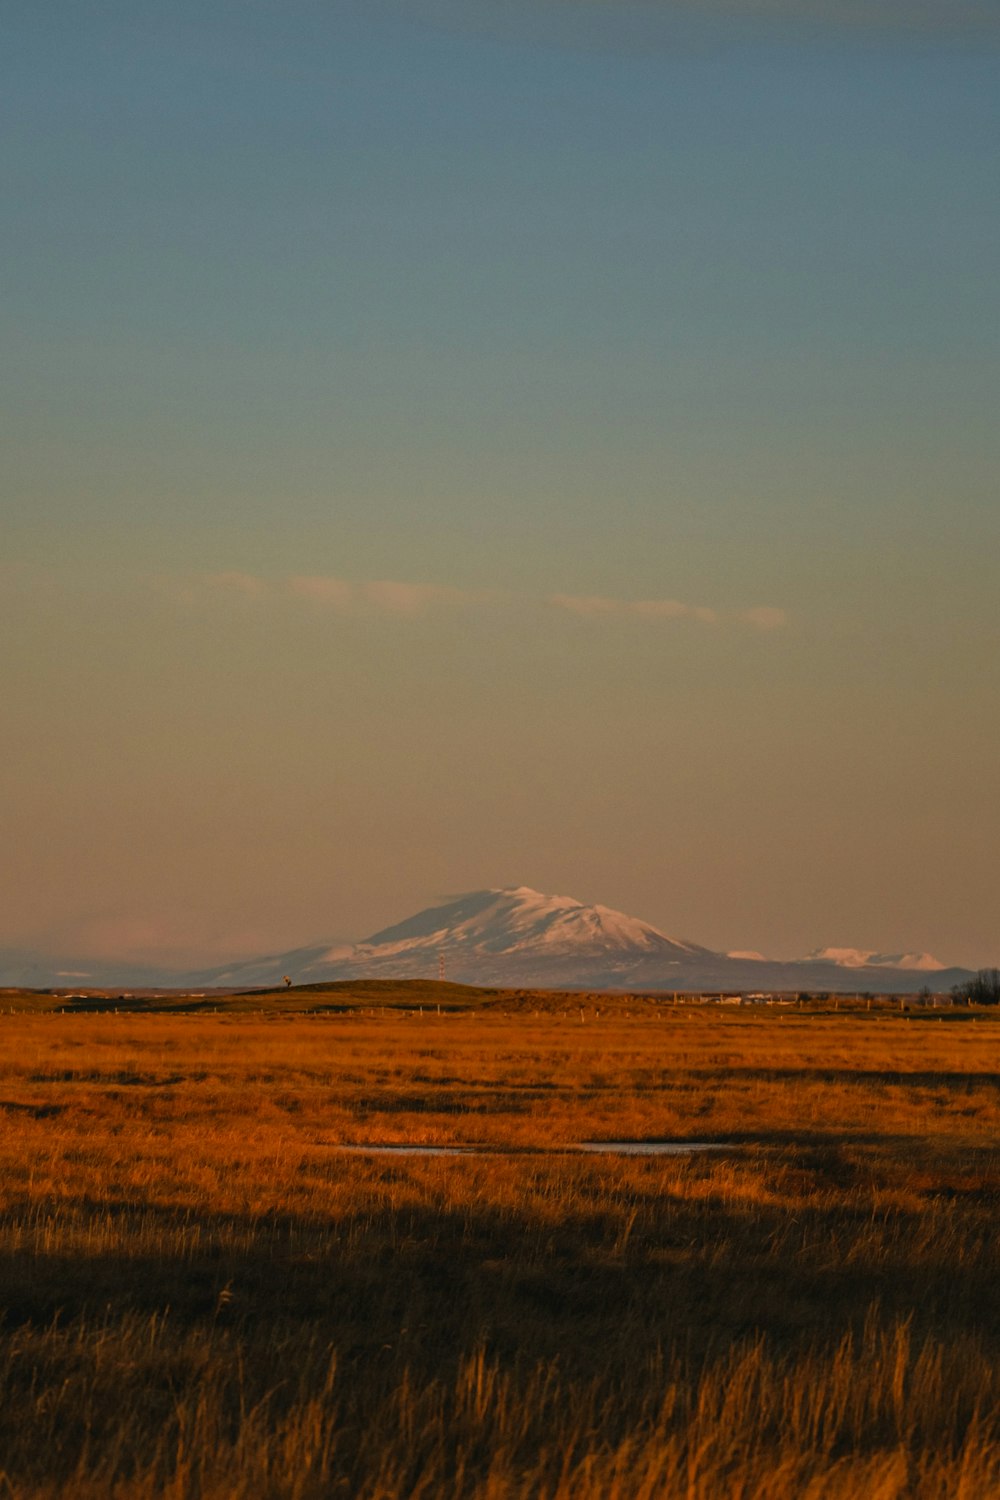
331,1141,734,1157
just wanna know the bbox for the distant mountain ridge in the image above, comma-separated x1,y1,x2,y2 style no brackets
805,946,944,972
1,887,977,993
0,947,183,990
189,885,712,990
190,886,972,994
362,886,710,962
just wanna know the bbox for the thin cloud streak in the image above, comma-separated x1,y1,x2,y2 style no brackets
548,593,718,623
287,576,493,614
184,572,789,629
362,579,495,614
547,593,783,628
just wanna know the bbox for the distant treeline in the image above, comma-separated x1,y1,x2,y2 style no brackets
952,968,1000,1005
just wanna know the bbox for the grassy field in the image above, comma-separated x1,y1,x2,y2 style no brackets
1,986,998,1496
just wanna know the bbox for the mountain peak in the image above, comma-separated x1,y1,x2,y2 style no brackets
361,885,703,963
167,887,972,993
806,946,945,972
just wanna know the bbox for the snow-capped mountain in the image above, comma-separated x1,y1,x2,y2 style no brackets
804,947,945,972
362,886,709,962
1,887,975,993
197,886,713,989
191,887,971,994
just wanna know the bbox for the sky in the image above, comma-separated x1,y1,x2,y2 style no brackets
3,0,998,970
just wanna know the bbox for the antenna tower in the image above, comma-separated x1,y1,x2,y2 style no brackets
438,949,446,984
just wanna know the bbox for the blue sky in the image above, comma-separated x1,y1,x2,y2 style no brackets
3,0,998,966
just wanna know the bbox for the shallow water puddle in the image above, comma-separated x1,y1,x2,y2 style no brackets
331,1141,734,1157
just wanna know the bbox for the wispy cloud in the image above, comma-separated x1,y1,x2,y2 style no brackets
362,579,493,614
170,571,788,630
548,593,783,628
549,593,718,623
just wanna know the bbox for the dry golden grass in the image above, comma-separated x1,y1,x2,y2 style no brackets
1,995,999,1496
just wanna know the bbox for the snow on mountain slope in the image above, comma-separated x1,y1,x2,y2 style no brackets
0,872,976,994
8,887,964,992
805,947,945,972
188,888,971,992
361,886,707,961
200,886,712,988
